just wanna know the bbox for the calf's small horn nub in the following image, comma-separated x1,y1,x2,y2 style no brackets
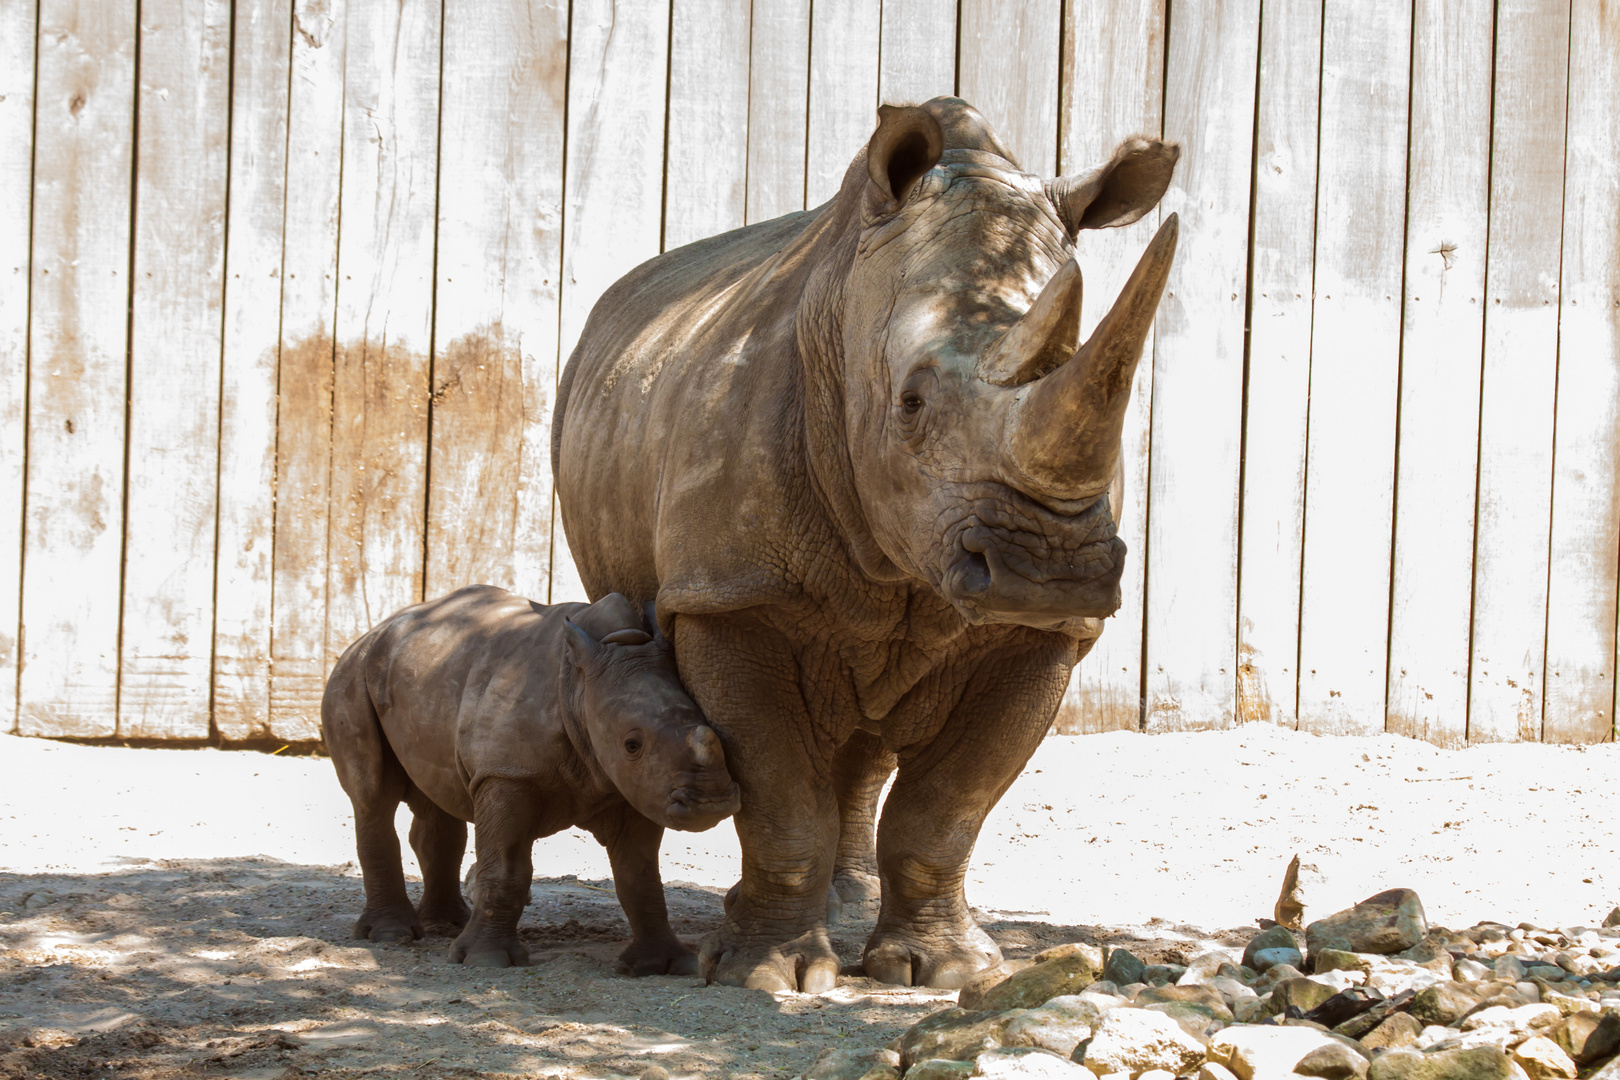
1004,213,1178,499
688,726,724,770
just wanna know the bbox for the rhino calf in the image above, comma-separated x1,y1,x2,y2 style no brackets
321,585,741,973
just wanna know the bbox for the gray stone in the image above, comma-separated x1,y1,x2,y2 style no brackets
1102,946,1145,988
1180,950,1236,986
1136,984,1234,1021
1495,955,1528,982
1359,1011,1423,1050
1294,1041,1370,1079
1140,964,1185,985
1074,1007,1207,1077
1332,988,1418,1040
903,1061,975,1080
1251,947,1304,973
1141,1001,1225,1044
1552,1008,1620,1063
1264,976,1338,1018
1307,889,1428,960
961,946,1103,1013
1242,924,1300,971
1408,981,1481,1027
972,1047,1088,1078
1209,976,1257,1006
1002,996,1112,1058
1366,1046,1516,1080
957,960,1035,1011
897,1008,1027,1069
800,1046,901,1080
1252,962,1306,997
21,891,55,911
1454,958,1492,983
1314,949,1372,976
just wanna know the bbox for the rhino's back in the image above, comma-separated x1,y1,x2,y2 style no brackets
554,206,830,609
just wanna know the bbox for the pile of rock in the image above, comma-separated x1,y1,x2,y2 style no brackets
800,900,1620,1080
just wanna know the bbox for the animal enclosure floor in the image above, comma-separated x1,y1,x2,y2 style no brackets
0,725,1615,1078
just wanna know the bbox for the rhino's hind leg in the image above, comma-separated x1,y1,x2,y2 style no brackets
676,613,842,993
862,636,1073,988
450,779,539,968
322,653,422,945
406,793,471,933
586,805,697,977
829,729,895,915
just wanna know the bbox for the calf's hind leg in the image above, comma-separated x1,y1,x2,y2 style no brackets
405,792,471,932
321,664,421,943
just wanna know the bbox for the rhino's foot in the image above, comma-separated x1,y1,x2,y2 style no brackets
699,927,840,994
448,927,529,968
352,907,422,944
861,918,1001,988
614,938,700,978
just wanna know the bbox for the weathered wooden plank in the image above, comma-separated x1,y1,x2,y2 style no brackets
664,0,749,248
1467,0,1569,744
426,0,568,600
805,0,880,207
0,0,38,735
1141,0,1259,731
120,0,232,739
214,0,291,742
1384,0,1493,749
1543,0,1616,744
1051,0,1166,735
745,0,810,223
18,1,137,738
1295,0,1411,736
325,0,441,677
1235,0,1321,730
269,0,345,741
877,0,955,105
956,0,1061,175
551,0,671,604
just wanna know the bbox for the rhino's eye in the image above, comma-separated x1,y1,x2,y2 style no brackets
900,390,924,414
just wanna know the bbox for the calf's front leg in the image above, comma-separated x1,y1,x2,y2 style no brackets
451,779,543,968
587,805,698,976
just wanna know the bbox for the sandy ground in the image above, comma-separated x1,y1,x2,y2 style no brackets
0,724,1615,1079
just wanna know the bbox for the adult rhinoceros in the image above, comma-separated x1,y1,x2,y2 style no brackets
553,97,1177,992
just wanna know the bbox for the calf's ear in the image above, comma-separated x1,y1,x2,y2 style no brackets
867,104,945,207
563,620,599,670
1046,137,1179,235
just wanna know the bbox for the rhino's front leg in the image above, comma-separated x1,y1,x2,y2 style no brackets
586,805,698,976
864,635,1075,988
675,612,843,994
450,779,542,968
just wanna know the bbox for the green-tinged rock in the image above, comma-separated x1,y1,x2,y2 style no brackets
962,946,1104,1013
1136,984,1234,1021
1264,976,1338,1017
896,1007,1027,1070
1552,1008,1620,1063
1358,1011,1423,1050
972,1046,1088,1078
1002,995,1114,1058
1074,1007,1207,1077
902,1060,975,1080
1102,946,1145,987
1366,1046,1516,1080
1242,925,1300,971
800,1046,900,1080
1293,1040,1370,1079
957,960,1034,1011
1253,963,1306,996
1409,982,1481,1027
1252,946,1304,973
1307,890,1429,959
1141,1001,1225,1043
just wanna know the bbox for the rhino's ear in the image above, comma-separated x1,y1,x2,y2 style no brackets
1047,137,1179,235
867,104,945,207
563,619,599,670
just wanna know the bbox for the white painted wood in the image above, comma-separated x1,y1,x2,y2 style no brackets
1543,0,1616,744
1468,0,1569,744
745,0,810,223
956,0,1061,176
1142,0,1259,731
551,0,672,604
1237,0,1322,730
664,0,749,248
213,0,291,742
1384,0,1493,749
325,0,441,678
269,0,345,741
1051,0,1166,735
426,0,568,599
18,1,136,738
805,0,881,207
1296,0,1411,736
120,0,232,739
877,0,955,105
0,0,37,735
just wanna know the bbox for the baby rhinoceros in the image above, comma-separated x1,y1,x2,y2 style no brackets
321,585,740,973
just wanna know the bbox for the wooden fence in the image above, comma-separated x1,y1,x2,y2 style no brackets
1,0,1616,747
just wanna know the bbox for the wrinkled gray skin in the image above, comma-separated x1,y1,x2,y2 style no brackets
553,97,1179,991
321,585,741,973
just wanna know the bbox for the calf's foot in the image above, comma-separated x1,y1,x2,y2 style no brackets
416,895,471,933
616,936,700,977
448,921,530,968
353,904,422,944
862,914,1000,988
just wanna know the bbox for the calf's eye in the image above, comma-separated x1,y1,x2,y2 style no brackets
624,737,642,755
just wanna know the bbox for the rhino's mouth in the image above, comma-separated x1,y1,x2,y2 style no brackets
934,487,1124,628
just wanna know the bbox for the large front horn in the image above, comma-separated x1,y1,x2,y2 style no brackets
1004,213,1178,498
